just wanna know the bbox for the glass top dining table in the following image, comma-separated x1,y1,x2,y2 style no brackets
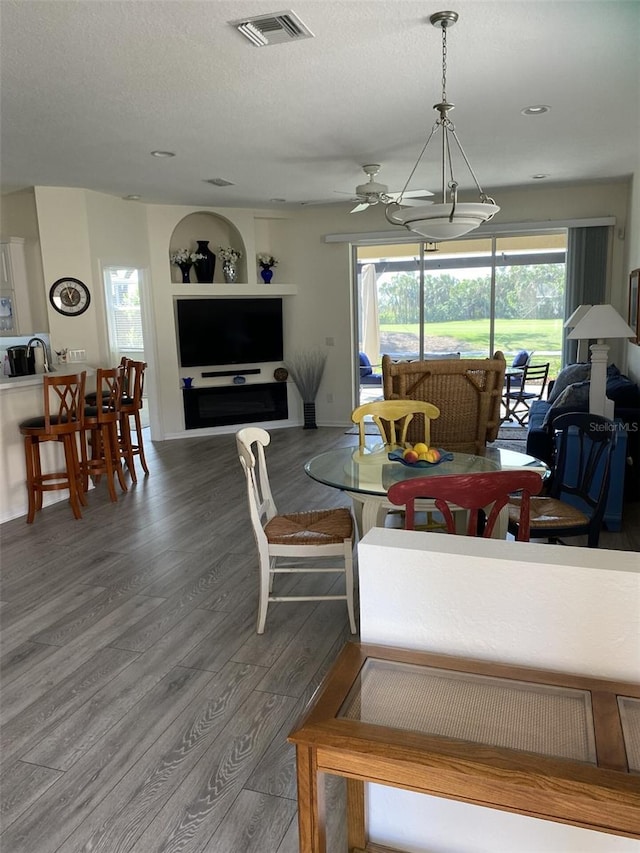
304,443,549,537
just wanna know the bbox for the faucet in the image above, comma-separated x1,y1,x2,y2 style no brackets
27,337,51,372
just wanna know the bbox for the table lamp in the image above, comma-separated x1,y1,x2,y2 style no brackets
567,304,635,418
563,304,592,362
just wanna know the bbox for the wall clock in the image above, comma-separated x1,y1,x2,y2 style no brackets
49,277,91,316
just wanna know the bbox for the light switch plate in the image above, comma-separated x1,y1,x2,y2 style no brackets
67,349,86,363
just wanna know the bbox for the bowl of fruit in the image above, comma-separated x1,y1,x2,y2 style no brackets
387,442,453,468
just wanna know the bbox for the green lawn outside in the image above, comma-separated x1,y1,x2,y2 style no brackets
380,318,564,377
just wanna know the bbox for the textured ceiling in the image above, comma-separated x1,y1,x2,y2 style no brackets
1,0,639,210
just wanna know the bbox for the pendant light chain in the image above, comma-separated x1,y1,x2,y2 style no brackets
441,24,448,103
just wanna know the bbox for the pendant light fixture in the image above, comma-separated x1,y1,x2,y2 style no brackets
386,10,499,241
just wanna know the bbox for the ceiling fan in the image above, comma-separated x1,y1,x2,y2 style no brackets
342,164,433,213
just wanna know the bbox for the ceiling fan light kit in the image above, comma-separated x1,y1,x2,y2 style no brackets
386,10,499,241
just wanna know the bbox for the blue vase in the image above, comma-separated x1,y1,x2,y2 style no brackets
260,267,273,284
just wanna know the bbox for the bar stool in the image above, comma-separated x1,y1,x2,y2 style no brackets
118,359,149,483
19,371,87,523
80,366,127,501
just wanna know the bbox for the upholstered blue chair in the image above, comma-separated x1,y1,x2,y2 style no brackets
359,352,382,386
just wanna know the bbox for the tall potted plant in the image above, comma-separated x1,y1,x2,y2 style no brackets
285,349,327,429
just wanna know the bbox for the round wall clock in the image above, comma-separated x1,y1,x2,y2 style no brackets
49,277,91,316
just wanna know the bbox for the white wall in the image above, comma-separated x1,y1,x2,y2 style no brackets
2,177,634,437
625,168,640,384
358,528,640,853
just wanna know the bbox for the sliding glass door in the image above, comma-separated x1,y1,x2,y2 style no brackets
355,231,567,405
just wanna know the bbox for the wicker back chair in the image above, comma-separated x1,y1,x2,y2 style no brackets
382,352,506,455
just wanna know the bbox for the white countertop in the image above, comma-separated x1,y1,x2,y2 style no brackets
0,363,95,390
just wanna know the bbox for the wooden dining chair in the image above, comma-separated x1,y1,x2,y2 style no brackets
387,469,544,540
351,399,440,449
236,427,357,634
508,412,617,547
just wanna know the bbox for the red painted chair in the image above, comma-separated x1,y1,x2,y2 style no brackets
387,470,544,540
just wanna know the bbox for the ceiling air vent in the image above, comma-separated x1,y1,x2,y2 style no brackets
230,10,314,47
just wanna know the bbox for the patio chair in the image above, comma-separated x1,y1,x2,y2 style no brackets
387,469,544,540
236,427,357,634
503,362,550,427
382,352,506,455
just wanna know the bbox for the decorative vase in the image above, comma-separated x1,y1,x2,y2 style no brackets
303,401,318,429
223,261,237,283
177,263,192,283
194,240,216,283
260,266,273,284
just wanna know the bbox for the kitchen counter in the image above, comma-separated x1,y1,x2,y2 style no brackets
0,363,95,390
0,364,96,522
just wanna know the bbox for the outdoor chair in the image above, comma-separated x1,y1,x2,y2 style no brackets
503,362,550,427
382,352,506,455
236,427,357,634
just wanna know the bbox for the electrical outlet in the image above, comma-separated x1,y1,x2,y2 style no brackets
325,337,335,346
326,392,333,403
67,349,86,363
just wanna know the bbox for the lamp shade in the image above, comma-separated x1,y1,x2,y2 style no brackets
567,304,635,341
563,304,592,329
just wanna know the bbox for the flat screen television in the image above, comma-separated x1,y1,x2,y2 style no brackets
176,297,284,367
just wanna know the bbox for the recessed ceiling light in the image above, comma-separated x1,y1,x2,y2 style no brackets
532,174,549,180
123,194,141,200
150,150,175,158
521,105,550,116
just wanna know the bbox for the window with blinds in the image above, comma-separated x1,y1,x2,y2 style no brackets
103,268,144,355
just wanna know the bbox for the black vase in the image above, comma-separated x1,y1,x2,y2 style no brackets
178,263,192,283
194,240,216,283
303,402,318,429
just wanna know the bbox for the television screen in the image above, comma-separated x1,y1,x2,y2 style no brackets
176,298,284,367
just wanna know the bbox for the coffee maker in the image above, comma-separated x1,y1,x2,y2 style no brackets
7,345,35,377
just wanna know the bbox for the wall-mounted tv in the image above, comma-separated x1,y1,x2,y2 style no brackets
176,297,284,367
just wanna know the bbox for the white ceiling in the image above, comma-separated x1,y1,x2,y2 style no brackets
1,0,639,211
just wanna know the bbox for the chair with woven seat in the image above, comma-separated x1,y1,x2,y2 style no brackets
388,469,544,540
503,362,550,427
80,366,127,502
236,427,356,634
19,371,87,523
382,352,506,455
508,412,617,547
351,399,440,449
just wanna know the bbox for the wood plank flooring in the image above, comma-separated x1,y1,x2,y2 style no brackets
1,425,638,852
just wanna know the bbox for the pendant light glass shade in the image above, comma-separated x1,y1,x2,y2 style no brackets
386,11,499,241
388,201,500,240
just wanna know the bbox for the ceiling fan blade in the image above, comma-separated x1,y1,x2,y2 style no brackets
396,198,434,207
350,202,370,213
401,189,434,198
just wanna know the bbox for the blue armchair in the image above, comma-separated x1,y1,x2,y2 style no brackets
359,352,382,385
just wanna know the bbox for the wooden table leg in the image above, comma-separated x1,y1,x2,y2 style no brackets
346,778,366,852
296,744,326,853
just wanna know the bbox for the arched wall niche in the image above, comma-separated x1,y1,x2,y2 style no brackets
169,211,247,283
